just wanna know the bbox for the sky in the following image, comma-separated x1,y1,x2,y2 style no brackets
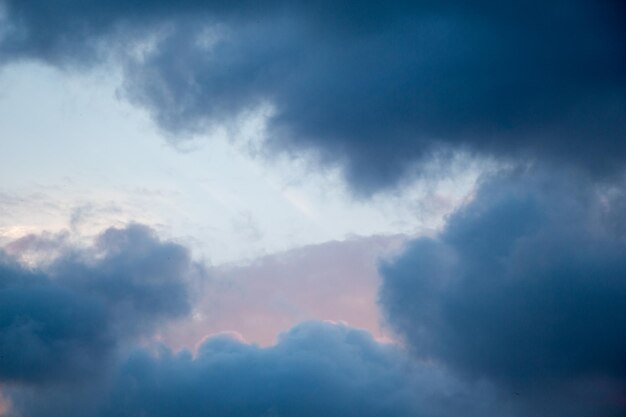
0,1,625,417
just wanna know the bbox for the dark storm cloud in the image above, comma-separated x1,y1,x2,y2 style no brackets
379,170,626,415
0,224,201,384
8,321,499,417
2,1,624,191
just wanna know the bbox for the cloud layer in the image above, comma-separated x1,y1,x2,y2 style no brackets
101,322,478,417
2,182,625,416
380,170,626,415
9,321,498,417
1,2,625,416
2,1,624,191
0,226,498,417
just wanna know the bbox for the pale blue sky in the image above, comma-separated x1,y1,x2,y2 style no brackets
0,61,482,264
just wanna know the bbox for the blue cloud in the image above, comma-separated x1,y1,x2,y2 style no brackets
66,322,494,417
0,224,202,384
2,1,624,192
380,170,626,415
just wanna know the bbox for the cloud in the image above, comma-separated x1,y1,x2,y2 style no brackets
0,224,203,385
3,188,624,416
160,234,406,347
2,1,624,192
379,169,626,415
1,230,500,417
7,321,499,417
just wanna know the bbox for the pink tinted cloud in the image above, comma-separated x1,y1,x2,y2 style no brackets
0,387,11,416
161,234,407,347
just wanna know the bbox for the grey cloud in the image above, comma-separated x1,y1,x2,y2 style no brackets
379,170,626,415
2,1,624,192
0,224,202,385
10,321,499,417
0,256,110,384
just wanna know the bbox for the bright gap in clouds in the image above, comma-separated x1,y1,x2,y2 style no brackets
0,61,484,265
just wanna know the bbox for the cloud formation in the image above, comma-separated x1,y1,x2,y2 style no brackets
9,321,497,417
2,1,624,191
0,226,504,417
1,2,625,416
162,234,405,347
380,170,626,415
0,224,202,385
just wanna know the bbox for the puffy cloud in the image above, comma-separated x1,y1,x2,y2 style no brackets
380,170,626,415
8,321,499,417
0,224,203,385
2,1,624,191
3,226,503,417
0,257,110,384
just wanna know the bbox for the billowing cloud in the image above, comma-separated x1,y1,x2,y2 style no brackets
3,226,501,417
0,224,203,385
8,321,499,417
380,170,626,415
2,4,625,415
2,1,624,191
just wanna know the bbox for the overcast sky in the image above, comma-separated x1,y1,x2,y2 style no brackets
0,1,625,417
